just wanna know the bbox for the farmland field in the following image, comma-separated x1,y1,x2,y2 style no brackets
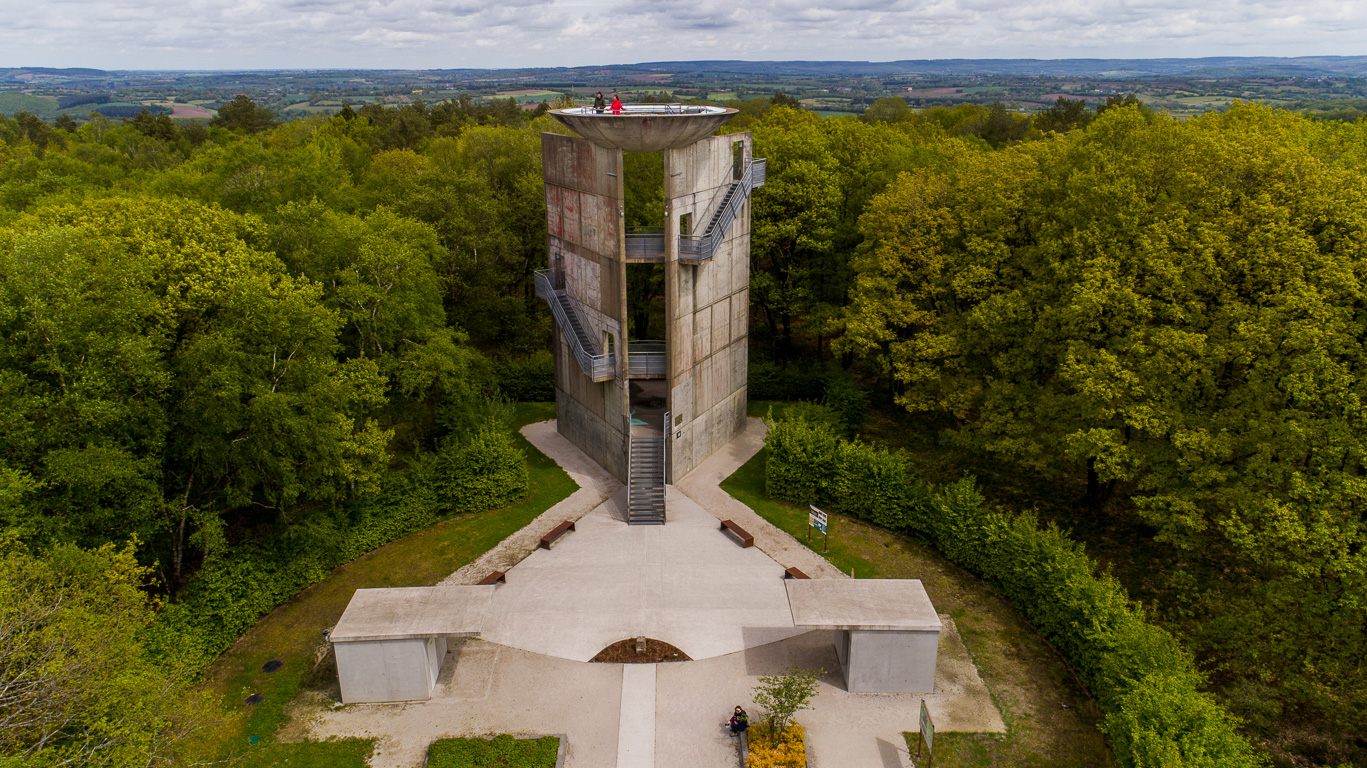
281,103,339,115
168,103,213,119
0,93,60,118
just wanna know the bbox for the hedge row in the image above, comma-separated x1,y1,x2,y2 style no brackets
764,416,1264,768
147,426,527,668
427,735,559,768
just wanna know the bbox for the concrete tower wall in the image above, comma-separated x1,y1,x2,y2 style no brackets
665,133,752,480
543,134,630,481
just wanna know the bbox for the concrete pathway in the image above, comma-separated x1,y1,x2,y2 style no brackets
308,419,1004,768
313,639,622,768
675,418,847,580
475,485,805,662
617,665,657,768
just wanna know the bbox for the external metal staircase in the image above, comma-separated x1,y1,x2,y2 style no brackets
627,411,668,525
622,157,766,264
680,157,766,264
534,268,614,382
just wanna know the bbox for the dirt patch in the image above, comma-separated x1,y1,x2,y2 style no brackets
590,638,691,664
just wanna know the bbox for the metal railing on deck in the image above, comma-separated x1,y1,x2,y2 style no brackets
625,227,666,261
627,341,666,378
534,268,615,381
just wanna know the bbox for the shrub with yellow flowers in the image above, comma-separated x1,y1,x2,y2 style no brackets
745,723,806,768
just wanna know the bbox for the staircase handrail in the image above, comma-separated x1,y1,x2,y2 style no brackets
534,268,614,380
680,157,765,263
625,415,633,516
662,411,671,491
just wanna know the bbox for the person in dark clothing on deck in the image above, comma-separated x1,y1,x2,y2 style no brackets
593,92,605,113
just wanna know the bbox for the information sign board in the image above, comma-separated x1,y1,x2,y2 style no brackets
806,505,830,553
919,699,935,761
808,505,828,534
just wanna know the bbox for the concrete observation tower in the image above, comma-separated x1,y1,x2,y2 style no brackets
537,105,765,524
329,116,951,715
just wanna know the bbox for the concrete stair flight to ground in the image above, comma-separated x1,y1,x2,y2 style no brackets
628,435,666,525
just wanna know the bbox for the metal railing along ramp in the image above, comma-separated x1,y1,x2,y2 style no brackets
534,268,615,382
622,158,766,265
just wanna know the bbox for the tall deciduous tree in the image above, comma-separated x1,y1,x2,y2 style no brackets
209,94,277,134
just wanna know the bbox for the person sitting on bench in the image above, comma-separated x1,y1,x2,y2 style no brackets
723,705,748,738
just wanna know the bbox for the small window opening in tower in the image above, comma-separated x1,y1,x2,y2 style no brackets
732,139,745,180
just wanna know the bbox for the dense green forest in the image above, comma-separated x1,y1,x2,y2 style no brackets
2,95,1366,766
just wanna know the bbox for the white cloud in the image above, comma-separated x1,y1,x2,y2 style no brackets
0,0,1362,69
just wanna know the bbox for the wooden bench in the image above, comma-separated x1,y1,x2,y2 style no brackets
476,570,506,585
719,519,754,548
539,520,576,550
783,566,810,580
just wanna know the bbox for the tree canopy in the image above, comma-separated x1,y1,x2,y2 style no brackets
844,103,1367,732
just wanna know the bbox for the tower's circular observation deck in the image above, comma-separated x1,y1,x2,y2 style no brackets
550,104,738,152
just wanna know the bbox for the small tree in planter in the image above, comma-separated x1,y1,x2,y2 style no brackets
753,665,820,739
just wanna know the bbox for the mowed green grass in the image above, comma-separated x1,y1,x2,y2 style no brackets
201,403,575,765
720,443,1115,768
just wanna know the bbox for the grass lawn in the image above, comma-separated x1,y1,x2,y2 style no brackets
720,445,1115,768
200,403,574,765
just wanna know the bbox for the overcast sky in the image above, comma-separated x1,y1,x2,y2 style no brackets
1,0,1363,71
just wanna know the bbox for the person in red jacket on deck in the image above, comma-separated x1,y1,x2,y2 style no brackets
610,94,623,114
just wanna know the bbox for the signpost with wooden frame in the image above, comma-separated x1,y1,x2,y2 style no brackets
808,505,829,553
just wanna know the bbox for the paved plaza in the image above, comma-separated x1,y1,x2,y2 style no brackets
307,418,1004,767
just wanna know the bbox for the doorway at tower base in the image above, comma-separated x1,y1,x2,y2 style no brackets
629,380,667,434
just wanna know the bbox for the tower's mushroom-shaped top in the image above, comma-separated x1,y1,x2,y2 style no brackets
550,105,738,153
